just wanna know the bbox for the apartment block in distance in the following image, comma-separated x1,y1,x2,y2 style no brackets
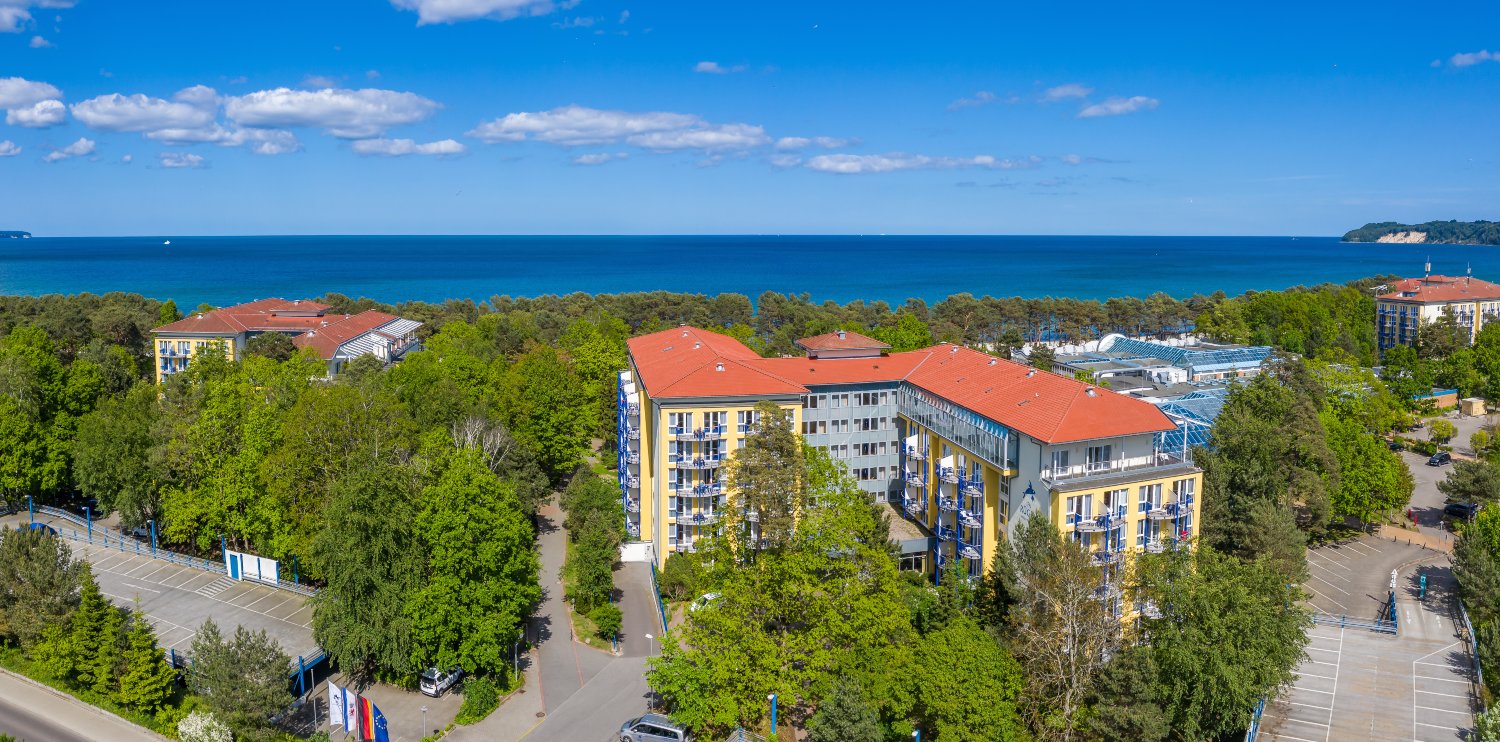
617,326,1202,598
151,298,423,382
1377,272,1500,352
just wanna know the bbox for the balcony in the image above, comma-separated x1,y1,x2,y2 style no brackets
958,509,982,529
1070,512,1103,532
623,475,640,489
937,467,958,484
905,445,927,461
625,522,640,538
1091,549,1120,566
1144,505,1172,521
690,482,724,497
623,402,640,416
937,525,957,542
625,498,640,513
692,425,726,441
684,511,721,526
902,495,923,517
960,478,984,497
937,496,958,512
958,541,981,560
1042,451,1194,487
689,456,723,470
903,470,925,487
677,540,697,554
1143,538,1166,554
623,452,640,466
623,427,640,441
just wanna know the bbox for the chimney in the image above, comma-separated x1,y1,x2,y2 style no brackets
1026,369,1036,378
694,342,702,349
987,358,997,366
836,329,847,340
715,363,724,372
1086,387,1097,397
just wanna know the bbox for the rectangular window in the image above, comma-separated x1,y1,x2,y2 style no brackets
1137,518,1150,546
1105,488,1128,517
703,440,722,461
806,395,819,409
1173,478,1196,501
1050,449,1069,474
1065,495,1092,523
704,411,726,433
1138,483,1161,512
668,412,691,435
1086,444,1112,472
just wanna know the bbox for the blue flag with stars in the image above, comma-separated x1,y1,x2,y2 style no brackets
372,702,389,742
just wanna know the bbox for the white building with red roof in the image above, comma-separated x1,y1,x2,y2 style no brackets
151,298,422,382
1376,273,1500,351
618,325,1200,598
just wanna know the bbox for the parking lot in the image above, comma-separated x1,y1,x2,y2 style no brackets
1260,536,1477,741
1,514,319,663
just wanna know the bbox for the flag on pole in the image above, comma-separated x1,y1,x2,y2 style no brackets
344,690,359,733
372,703,390,742
328,683,346,729
358,695,375,741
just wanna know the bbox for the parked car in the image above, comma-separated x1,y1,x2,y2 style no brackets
1427,451,1452,466
1444,502,1482,521
418,665,463,697
688,592,721,613
619,714,692,742
1388,440,1404,451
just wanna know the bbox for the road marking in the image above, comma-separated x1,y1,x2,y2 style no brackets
1266,732,1321,742
1414,641,1463,740
1415,689,1471,699
1291,686,1334,695
1324,627,1343,742
1416,661,1459,669
1284,700,1332,712
1302,582,1343,611
121,582,160,594
243,592,276,610
1308,573,1350,595
1414,705,1473,716
1297,672,1336,680
140,564,174,581
1415,675,1471,685
1306,552,1351,572
1306,646,1340,653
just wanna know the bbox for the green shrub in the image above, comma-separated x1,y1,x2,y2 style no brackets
455,676,500,725
660,551,703,602
590,603,623,640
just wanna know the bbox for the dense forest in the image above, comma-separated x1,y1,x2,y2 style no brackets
1343,220,1500,245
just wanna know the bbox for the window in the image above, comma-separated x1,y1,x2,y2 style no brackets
898,551,926,572
1105,488,1128,517
1138,483,1161,512
1050,450,1070,473
704,411,726,433
806,395,819,409
737,409,761,432
1172,478,1196,501
1137,518,1150,546
671,440,692,462
1086,444,1112,472
668,412,691,435
1065,495,1093,523
703,440,722,461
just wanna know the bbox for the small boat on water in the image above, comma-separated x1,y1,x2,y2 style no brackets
163,240,171,245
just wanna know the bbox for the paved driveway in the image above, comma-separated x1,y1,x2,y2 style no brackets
1,514,319,663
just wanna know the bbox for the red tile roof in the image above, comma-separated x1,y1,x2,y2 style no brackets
628,327,1176,443
292,310,400,360
1378,275,1500,303
626,327,807,399
904,345,1176,444
795,330,891,352
153,298,335,335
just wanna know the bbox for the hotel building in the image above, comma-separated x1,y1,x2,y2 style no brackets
151,298,423,382
1376,274,1500,352
617,326,1202,588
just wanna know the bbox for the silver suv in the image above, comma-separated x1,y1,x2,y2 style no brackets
619,714,692,742
419,665,463,697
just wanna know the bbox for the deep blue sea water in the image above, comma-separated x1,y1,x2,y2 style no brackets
0,235,1489,308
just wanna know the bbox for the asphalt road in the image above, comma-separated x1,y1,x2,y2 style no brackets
0,671,161,742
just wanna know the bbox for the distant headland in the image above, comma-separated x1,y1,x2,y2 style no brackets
0,231,30,239
1343,220,1500,246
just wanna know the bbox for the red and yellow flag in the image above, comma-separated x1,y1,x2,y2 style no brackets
358,695,375,741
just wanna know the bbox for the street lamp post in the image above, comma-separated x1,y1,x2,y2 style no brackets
26,495,32,524
769,694,777,735
148,519,158,557
421,705,428,737
84,506,91,542
913,729,920,742
644,634,655,710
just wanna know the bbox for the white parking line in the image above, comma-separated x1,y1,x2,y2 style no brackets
1292,687,1334,695
140,564,174,581
1284,700,1332,712
1309,573,1350,595
1414,641,1463,740
1415,675,1471,685
121,582,160,594
1414,705,1473,716
1298,672,1336,680
1416,661,1459,669
1306,553,1351,573
1416,689,1471,700
1306,646,1340,653
1267,732,1321,742
1325,628,1343,742
1302,582,1343,610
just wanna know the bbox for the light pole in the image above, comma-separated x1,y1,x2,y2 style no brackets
769,694,777,735
26,495,32,524
421,705,428,737
913,729,920,742
84,506,91,542
148,519,157,557
644,634,655,710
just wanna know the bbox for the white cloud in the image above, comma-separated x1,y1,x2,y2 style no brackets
769,153,801,168
1450,50,1496,67
43,136,94,163
1078,96,1159,118
774,136,849,150
0,140,19,157
571,151,626,165
618,9,629,23
1060,154,1083,166
71,86,218,132
225,87,440,138
388,0,562,25
159,152,206,168
352,137,465,156
0,76,61,108
1043,83,1093,101
804,152,1040,174
366,69,382,80
302,75,340,88
694,61,747,74
28,34,49,47
469,104,700,145
5,98,63,127
0,1,75,33
948,91,998,111
120,154,132,163
627,122,767,151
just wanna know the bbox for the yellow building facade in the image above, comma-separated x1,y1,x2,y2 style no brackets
621,327,1201,588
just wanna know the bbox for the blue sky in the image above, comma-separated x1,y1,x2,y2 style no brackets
1,0,1498,235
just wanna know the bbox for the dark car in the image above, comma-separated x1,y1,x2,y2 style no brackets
1428,452,1452,466
1445,502,1482,521
1388,440,1404,451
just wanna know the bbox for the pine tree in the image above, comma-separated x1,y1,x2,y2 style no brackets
117,610,178,713
51,565,115,688
88,598,124,696
807,677,882,742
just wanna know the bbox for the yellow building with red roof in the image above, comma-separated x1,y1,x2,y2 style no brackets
618,326,1201,602
1376,273,1500,351
151,298,422,382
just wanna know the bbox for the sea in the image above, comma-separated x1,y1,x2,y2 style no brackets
0,235,1491,308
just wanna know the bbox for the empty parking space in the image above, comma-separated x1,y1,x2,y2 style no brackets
1260,536,1476,741
2,515,318,663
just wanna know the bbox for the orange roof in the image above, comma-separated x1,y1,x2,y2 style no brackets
905,345,1175,443
795,330,891,352
292,310,400,360
1378,275,1500,303
627,327,807,399
627,327,1176,443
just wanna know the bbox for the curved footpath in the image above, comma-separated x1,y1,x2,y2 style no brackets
0,669,165,741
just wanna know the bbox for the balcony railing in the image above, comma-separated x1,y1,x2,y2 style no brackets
690,482,724,497
623,475,640,489
903,470,925,487
689,456,722,470
902,495,923,517
960,478,984,497
684,511,721,526
938,496,959,512
1143,538,1166,554
623,402,640,416
625,522,640,538
937,525,957,542
624,498,640,513
623,427,640,441
1069,512,1101,532
937,467,958,484
905,445,927,461
623,452,640,466
958,541,981,560
693,425,726,441
1091,549,1120,566
677,540,696,553
1042,451,1191,484
958,509,982,529
1144,505,1172,521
